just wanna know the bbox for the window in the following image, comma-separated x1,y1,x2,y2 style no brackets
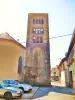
32,19,44,24
32,28,44,34
33,19,35,24
18,56,22,74
39,19,41,24
40,37,43,43
32,37,43,43
0,85,2,88
41,29,44,33
32,29,35,33
36,19,38,24
37,37,40,43
54,72,56,74
41,19,44,24
33,37,36,43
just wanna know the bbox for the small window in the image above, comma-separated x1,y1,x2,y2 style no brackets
33,37,36,43
42,19,44,24
37,37,40,43
41,29,44,33
33,39,36,43
18,56,22,74
33,19,35,24
54,72,56,74
40,37,43,43
32,29,35,33
39,19,41,24
36,19,38,24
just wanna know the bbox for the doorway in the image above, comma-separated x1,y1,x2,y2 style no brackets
69,71,73,88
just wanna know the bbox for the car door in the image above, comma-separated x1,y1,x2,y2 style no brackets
0,84,5,96
8,81,19,88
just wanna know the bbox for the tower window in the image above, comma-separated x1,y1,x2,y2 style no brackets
41,19,44,24
33,19,44,24
37,37,40,43
32,28,44,34
32,37,43,43
41,29,44,33
33,37,36,43
39,19,41,24
36,19,38,24
33,19,35,24
32,29,35,33
40,37,43,43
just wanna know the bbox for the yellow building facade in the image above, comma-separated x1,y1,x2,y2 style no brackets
0,33,26,81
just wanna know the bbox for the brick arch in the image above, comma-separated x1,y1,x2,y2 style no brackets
32,47,45,68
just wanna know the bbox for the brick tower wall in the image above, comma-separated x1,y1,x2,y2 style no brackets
25,13,51,85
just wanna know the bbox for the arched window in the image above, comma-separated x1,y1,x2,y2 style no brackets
40,37,43,43
36,19,38,24
33,37,36,43
41,29,44,33
18,56,22,74
39,19,41,24
33,19,35,24
37,37,40,43
42,19,44,24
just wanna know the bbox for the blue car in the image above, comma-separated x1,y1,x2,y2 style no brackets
3,80,32,92
0,81,23,100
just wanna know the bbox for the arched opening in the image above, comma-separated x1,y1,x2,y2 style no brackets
31,47,45,82
18,56,22,74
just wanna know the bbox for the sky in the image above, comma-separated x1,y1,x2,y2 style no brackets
0,0,75,68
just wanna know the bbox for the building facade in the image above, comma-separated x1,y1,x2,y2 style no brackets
25,13,51,85
0,32,26,81
66,29,75,89
51,67,60,81
58,58,69,87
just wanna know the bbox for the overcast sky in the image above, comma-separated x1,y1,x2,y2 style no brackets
0,0,75,68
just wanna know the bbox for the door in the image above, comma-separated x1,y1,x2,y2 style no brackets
69,71,73,87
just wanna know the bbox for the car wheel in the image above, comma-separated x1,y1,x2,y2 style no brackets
19,87,24,92
4,91,13,100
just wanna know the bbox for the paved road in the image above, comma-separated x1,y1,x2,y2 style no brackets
33,86,75,99
22,86,39,99
0,86,75,100
0,87,39,100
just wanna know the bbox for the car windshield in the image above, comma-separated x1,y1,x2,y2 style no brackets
9,80,18,85
0,82,9,87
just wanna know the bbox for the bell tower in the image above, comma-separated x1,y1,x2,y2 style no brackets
25,13,51,85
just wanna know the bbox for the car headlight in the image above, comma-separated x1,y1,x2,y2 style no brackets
17,91,20,93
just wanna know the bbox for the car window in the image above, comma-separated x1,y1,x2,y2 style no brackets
0,84,2,88
9,80,18,85
3,80,9,84
1,82,9,87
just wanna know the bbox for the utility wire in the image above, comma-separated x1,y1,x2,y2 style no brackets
49,33,72,39
19,33,73,43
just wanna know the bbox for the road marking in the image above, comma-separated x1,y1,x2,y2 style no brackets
22,87,39,99
30,87,40,99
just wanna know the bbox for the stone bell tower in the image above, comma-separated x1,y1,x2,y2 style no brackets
25,13,51,85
